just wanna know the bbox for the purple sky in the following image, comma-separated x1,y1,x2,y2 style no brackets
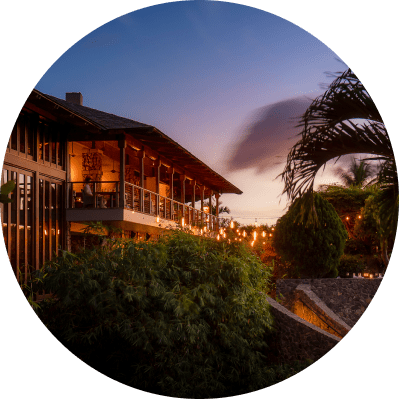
33,0,349,225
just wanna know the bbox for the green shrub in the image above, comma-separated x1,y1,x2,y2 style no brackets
33,231,285,398
338,254,366,277
344,238,371,255
273,194,348,278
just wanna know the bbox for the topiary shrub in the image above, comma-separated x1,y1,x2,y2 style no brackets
273,194,348,278
33,231,285,398
337,254,366,277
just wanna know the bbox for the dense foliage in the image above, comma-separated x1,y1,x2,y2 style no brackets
32,231,304,398
337,254,366,277
273,194,348,278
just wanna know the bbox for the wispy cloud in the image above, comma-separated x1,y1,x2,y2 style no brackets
226,97,313,173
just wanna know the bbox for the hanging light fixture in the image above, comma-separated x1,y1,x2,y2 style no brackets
70,142,76,157
111,159,117,174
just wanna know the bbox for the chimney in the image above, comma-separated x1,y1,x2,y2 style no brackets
65,92,83,106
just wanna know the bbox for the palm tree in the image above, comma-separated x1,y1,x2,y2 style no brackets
280,68,397,268
334,157,376,188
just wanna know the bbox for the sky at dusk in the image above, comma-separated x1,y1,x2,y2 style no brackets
34,0,349,225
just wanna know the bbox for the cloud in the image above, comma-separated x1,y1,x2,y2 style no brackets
226,97,313,173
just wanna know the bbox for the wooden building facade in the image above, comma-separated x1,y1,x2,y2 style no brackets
1,89,242,283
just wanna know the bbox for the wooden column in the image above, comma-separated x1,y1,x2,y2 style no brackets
169,166,174,220
200,185,205,227
208,189,213,230
215,192,220,231
155,157,161,217
118,136,126,208
139,149,145,212
191,180,196,208
180,174,186,224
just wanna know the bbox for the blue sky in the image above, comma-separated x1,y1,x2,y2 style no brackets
36,0,346,224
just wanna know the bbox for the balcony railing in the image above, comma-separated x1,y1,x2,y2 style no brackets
67,181,222,232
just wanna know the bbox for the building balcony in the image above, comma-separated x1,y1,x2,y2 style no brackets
66,181,222,235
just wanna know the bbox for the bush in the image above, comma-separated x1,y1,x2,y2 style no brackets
33,231,288,398
273,194,348,278
344,238,371,256
338,254,366,277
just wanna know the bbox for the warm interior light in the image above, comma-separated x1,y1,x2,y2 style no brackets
346,216,350,220
271,227,274,231
181,217,185,227
204,226,207,232
230,220,234,228
262,231,266,237
223,233,226,238
217,234,220,241
243,231,247,237
251,241,254,247
253,231,257,240
269,233,272,237
358,215,362,219
156,216,160,223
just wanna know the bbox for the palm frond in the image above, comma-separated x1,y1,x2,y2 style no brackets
280,69,394,202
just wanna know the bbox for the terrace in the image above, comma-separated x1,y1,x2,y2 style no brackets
66,140,223,235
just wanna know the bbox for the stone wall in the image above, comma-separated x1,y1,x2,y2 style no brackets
265,297,340,363
276,278,382,327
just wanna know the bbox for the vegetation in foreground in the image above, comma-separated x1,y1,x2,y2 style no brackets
273,193,348,278
32,230,311,398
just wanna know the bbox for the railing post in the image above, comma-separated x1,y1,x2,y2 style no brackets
155,157,161,218
169,166,174,221
118,135,126,208
93,182,97,208
180,173,186,225
139,149,145,212
215,192,220,232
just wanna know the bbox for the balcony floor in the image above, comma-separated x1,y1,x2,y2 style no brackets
67,208,188,235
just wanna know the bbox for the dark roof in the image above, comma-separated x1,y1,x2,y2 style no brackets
27,89,242,195
46,94,151,130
